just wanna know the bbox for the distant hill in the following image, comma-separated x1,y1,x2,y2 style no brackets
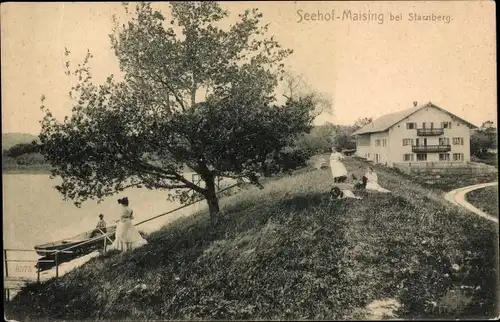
2,133,39,151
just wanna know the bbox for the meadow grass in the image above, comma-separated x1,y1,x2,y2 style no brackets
4,158,499,320
466,186,499,217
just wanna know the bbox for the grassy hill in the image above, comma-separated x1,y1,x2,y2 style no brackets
5,157,499,320
2,133,39,151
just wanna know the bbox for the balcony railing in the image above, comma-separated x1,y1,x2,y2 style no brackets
412,144,451,153
417,128,444,136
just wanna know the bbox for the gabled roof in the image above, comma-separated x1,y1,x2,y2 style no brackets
352,102,477,135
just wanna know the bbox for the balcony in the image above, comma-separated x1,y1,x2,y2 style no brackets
417,128,444,136
412,144,451,153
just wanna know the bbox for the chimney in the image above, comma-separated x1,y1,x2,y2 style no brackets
413,101,418,107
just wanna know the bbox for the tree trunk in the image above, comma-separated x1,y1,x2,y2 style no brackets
204,176,220,219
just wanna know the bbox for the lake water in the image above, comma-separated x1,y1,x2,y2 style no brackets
2,173,226,280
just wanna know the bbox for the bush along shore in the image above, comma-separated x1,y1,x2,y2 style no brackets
4,158,499,320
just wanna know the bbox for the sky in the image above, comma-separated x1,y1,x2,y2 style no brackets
1,1,497,135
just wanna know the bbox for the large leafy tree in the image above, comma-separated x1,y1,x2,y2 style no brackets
39,2,315,218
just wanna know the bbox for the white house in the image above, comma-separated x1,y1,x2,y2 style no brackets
352,101,477,167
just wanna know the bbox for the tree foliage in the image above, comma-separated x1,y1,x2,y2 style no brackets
353,117,373,130
470,121,497,157
332,125,357,151
281,70,333,118
39,2,315,216
330,117,373,151
296,123,335,153
295,117,374,154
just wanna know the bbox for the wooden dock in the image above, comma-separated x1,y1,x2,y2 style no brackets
3,248,70,302
3,277,35,301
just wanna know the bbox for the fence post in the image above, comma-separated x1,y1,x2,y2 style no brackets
3,249,8,278
55,252,59,278
103,234,107,256
37,265,40,283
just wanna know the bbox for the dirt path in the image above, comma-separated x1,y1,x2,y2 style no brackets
443,182,498,223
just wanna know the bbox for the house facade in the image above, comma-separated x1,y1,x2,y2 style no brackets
353,102,476,167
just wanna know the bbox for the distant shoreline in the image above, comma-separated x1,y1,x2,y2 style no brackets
2,164,52,175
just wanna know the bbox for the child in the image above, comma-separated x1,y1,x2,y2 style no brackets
353,175,368,190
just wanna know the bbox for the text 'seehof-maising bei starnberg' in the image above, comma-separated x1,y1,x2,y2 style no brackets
296,9,453,24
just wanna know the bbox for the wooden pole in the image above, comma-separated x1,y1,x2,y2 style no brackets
55,252,59,278
103,233,107,256
37,265,40,283
4,249,8,278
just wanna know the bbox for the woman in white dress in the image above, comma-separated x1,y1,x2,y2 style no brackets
330,147,348,183
110,197,148,252
364,167,391,193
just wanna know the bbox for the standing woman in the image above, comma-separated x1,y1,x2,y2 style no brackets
110,197,148,252
330,147,348,183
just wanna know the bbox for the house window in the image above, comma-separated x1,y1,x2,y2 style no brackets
439,153,450,161
402,138,412,146
375,139,381,147
416,153,427,161
406,122,416,129
439,137,450,145
415,138,426,146
403,153,414,161
382,139,387,147
453,137,464,145
442,122,452,129
453,153,464,161
422,122,426,129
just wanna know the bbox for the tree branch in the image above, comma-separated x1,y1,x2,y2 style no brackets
139,63,189,112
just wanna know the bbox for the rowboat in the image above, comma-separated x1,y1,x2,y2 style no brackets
34,225,117,271
34,225,117,256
